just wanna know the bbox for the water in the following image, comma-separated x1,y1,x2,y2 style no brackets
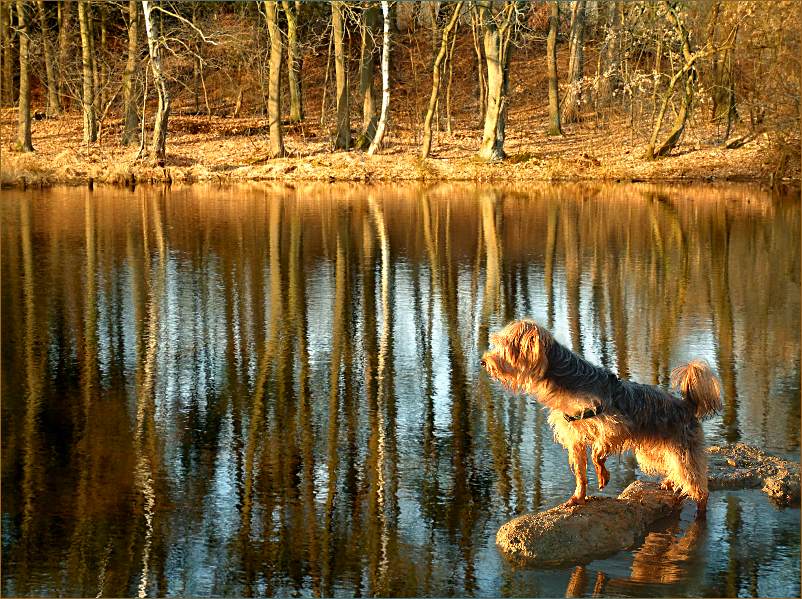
1,182,799,598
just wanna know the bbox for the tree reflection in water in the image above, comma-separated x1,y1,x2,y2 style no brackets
1,183,799,597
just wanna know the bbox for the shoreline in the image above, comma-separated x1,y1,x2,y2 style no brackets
2,112,799,191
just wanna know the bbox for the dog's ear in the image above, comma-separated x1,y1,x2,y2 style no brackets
518,323,541,365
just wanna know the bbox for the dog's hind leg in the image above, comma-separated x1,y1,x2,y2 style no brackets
592,446,610,490
566,443,588,505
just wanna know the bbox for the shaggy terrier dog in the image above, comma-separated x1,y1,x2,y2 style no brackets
481,320,721,513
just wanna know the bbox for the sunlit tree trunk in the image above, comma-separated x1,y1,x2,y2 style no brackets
562,0,586,123
546,0,562,136
357,3,378,149
421,1,463,158
142,0,170,163
367,0,390,155
264,0,285,157
57,0,71,108
15,0,32,151
121,0,139,145
477,1,515,162
598,0,622,103
36,0,60,115
332,1,350,150
77,0,97,143
1,1,14,106
282,0,303,123
644,1,696,159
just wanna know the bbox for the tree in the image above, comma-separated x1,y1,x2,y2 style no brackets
264,0,285,157
357,3,378,149
476,0,517,162
367,0,390,155
546,0,562,136
332,1,350,150
121,0,140,146
282,0,303,123
15,0,33,151
561,0,586,123
1,0,15,106
597,0,623,103
77,0,97,143
421,1,464,159
35,0,60,115
142,0,170,163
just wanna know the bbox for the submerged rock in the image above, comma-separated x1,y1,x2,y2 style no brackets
496,481,679,567
708,442,800,506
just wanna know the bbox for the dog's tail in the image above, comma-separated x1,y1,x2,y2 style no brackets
670,359,722,419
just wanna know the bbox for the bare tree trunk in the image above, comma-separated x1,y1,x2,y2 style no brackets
57,0,71,108
357,3,378,149
77,0,97,143
598,0,622,103
546,0,562,135
332,1,350,150
264,0,285,157
281,0,302,123
561,0,586,123
421,1,463,158
644,1,696,159
367,0,390,155
15,0,32,150
2,0,15,106
142,0,170,163
98,4,106,110
36,0,60,115
470,6,487,125
477,1,515,162
445,15,457,134
121,0,139,145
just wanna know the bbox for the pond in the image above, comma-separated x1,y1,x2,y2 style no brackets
1,182,799,598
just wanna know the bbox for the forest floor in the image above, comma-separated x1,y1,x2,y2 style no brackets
1,40,798,189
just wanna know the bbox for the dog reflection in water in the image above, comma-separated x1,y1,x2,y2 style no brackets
480,320,721,514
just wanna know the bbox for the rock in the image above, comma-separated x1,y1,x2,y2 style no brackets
707,443,800,506
496,481,680,567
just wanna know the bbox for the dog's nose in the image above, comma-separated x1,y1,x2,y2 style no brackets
480,359,486,368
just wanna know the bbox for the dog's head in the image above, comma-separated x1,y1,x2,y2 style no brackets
481,320,550,393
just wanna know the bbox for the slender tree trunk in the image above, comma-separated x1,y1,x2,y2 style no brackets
598,0,622,103
121,0,139,145
561,0,586,123
477,1,514,162
421,1,463,158
471,7,487,125
282,0,303,123
36,0,60,115
142,0,170,163
90,2,99,116
357,3,378,149
77,0,97,142
445,16,458,134
367,0,390,155
15,0,32,150
2,0,15,106
57,0,71,108
332,1,350,150
644,1,696,159
546,0,562,135
264,0,285,157
98,4,106,110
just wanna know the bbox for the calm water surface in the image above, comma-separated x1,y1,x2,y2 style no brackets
1,183,799,597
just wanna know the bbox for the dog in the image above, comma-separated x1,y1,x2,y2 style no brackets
480,320,722,514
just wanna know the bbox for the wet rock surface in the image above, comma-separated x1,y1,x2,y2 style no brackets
708,442,800,506
497,443,799,567
496,481,679,567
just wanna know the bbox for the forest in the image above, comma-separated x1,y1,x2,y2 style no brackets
0,1,799,186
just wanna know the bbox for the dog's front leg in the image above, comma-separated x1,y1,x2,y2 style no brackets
566,443,588,505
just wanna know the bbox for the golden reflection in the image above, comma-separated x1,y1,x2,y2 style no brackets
1,182,798,597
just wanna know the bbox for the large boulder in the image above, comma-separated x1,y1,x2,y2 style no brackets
496,481,679,567
708,442,800,506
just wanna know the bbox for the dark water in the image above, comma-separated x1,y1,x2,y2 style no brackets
1,183,799,598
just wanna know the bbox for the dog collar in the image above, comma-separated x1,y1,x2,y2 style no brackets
564,405,605,422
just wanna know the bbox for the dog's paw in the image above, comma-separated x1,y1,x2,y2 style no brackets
565,495,587,507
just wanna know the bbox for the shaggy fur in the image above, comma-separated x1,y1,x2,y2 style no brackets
481,320,722,513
